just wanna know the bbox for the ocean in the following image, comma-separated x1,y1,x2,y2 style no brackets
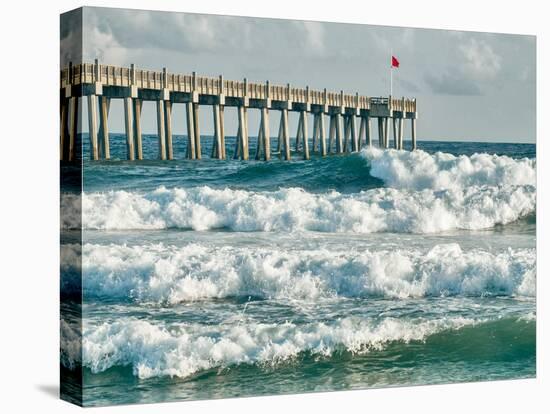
61,134,536,406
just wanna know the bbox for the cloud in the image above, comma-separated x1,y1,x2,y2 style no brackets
422,35,503,96
459,38,502,79
424,70,481,96
300,21,326,55
60,9,82,66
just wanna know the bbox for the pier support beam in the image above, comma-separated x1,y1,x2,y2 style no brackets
254,108,270,161
343,116,350,152
60,98,68,161
276,112,283,155
336,113,343,153
398,118,404,150
328,115,335,153
263,108,271,161
98,96,110,160
165,100,173,160
300,111,309,160
319,113,327,156
411,118,417,150
358,116,365,150
220,106,226,159
185,102,195,159
255,114,263,160
156,100,166,160
236,106,249,160
384,117,390,149
366,116,372,147
393,117,399,149
124,97,135,160
193,103,201,159
87,95,99,160
295,113,303,152
68,97,78,162
377,118,384,148
350,115,358,152
281,109,290,160
312,114,318,153
312,113,327,156
212,104,223,159
133,98,143,160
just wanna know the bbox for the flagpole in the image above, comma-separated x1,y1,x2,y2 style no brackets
390,48,393,97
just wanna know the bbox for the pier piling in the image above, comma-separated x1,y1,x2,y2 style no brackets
68,97,78,162
319,113,327,156
60,99,68,161
336,113,343,153
165,100,174,160
350,114,358,152
281,109,291,160
300,111,309,160
99,96,110,160
185,102,196,159
411,118,417,150
399,118,404,150
156,100,166,160
393,117,399,150
193,103,201,159
133,98,143,160
384,117,390,149
87,95,99,160
124,97,135,160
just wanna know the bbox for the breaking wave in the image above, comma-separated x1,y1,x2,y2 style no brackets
363,147,536,191
78,184,534,233
74,149,535,233
67,243,536,303
80,316,479,379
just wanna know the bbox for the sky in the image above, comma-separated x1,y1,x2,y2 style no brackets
61,7,536,143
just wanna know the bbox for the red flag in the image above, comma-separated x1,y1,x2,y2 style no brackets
391,55,400,68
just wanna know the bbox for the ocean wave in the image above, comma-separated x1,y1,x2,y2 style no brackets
69,243,535,302
77,183,535,233
363,147,536,191
79,316,478,379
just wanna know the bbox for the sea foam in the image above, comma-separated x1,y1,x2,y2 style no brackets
76,150,536,233
72,243,535,303
78,184,534,233
80,316,477,379
363,147,536,191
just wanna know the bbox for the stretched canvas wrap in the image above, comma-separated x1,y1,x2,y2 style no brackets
60,6,537,407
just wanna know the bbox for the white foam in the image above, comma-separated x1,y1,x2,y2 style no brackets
76,243,535,303
61,318,82,369
79,184,535,233
73,150,536,233
81,316,477,379
363,147,536,191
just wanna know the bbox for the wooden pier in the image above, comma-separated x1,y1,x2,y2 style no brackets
60,60,418,161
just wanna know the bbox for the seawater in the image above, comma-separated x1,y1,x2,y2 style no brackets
61,135,536,406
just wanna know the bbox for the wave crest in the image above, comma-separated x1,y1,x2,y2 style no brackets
78,183,535,233
69,243,536,303
363,147,536,191
81,316,477,379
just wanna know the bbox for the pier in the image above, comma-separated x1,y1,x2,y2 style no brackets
60,60,418,162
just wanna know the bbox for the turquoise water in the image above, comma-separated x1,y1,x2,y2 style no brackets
61,135,536,406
